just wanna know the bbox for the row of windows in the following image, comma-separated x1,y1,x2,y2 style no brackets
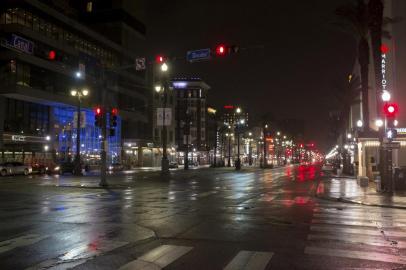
176,89,204,99
0,8,118,67
3,98,50,135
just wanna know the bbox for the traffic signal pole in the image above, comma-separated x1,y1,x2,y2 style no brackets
99,70,108,187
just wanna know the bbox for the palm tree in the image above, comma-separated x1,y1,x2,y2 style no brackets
335,0,370,130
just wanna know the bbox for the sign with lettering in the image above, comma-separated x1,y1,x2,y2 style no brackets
9,34,34,54
11,135,26,142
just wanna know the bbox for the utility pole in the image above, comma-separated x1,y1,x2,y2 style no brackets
227,134,231,167
263,124,268,168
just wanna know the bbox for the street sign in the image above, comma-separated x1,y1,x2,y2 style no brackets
135,57,146,70
186,48,211,62
383,142,401,149
73,112,86,128
157,108,172,126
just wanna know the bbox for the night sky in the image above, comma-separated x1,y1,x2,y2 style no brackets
147,0,357,151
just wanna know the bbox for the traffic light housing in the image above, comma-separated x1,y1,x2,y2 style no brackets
110,108,118,128
156,55,165,63
94,107,103,128
384,103,398,118
215,44,240,56
386,128,398,141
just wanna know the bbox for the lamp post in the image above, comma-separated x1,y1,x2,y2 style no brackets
235,118,245,170
156,62,170,174
70,88,89,176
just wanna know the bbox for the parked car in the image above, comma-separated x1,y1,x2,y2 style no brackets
108,163,124,171
169,162,179,169
59,162,75,175
0,162,32,176
31,163,47,174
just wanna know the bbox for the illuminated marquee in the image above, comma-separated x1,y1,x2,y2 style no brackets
381,44,389,92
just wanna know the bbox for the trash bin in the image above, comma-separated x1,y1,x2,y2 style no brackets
394,167,406,190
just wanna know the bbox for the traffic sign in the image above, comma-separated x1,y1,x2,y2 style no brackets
135,57,146,70
186,48,211,62
382,142,400,149
157,108,172,126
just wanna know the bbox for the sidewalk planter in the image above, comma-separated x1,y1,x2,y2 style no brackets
357,176,369,187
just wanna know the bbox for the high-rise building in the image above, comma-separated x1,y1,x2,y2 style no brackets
0,0,149,166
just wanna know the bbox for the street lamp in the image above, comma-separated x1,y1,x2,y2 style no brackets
356,120,363,128
381,90,391,102
156,63,170,173
161,63,168,72
71,88,89,176
236,107,241,114
375,119,384,128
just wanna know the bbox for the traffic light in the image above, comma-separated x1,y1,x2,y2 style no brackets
215,44,240,56
215,45,226,56
48,50,56,60
386,128,398,141
110,108,118,128
156,55,165,63
384,103,398,118
94,107,103,128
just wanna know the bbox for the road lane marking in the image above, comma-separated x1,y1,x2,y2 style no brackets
308,234,406,248
224,250,273,270
0,234,49,254
118,245,193,270
305,246,406,264
310,225,406,237
25,239,127,270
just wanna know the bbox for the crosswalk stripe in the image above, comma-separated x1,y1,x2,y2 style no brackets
310,225,406,238
25,239,127,270
224,250,273,270
118,245,193,270
0,234,49,254
313,213,406,220
307,233,406,248
311,218,406,228
304,246,406,264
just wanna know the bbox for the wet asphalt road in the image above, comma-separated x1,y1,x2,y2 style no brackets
1,165,406,270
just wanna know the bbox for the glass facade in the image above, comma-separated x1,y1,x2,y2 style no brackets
53,107,121,163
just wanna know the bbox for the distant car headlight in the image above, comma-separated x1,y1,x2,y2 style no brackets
54,166,60,171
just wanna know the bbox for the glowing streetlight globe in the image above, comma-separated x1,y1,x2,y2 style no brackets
381,91,391,102
375,119,384,128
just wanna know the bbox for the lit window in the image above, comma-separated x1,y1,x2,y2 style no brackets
86,2,93,12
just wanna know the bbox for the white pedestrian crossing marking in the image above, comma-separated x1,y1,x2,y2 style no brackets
307,233,406,248
0,234,49,254
305,246,406,264
118,245,193,270
26,239,127,270
310,225,406,237
224,250,273,270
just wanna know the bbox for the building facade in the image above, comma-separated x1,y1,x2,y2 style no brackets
0,0,149,167
172,78,210,165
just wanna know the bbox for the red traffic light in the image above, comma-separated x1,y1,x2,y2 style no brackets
111,108,118,115
156,55,165,63
216,45,227,56
48,50,56,60
95,107,102,115
384,103,398,117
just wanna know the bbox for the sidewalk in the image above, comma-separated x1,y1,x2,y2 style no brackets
316,176,406,209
